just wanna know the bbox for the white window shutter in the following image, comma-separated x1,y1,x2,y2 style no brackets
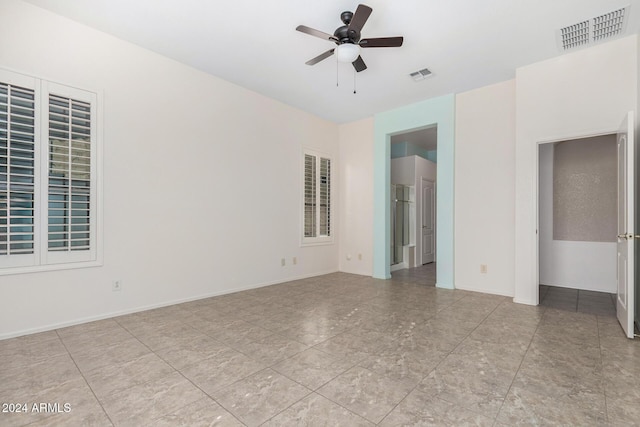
0,71,39,269
0,69,100,273
41,82,97,265
47,95,91,252
302,150,332,244
319,157,330,237
304,153,316,238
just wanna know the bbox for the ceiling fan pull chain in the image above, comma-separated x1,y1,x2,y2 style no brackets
353,68,357,94
336,53,339,87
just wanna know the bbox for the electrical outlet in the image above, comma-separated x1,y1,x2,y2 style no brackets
281,258,286,267
346,254,352,261
112,280,122,292
480,264,487,274
358,253,362,261
293,257,297,265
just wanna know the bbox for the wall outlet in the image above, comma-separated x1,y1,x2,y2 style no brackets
281,258,286,267
112,280,122,292
346,254,352,261
480,264,488,274
293,257,297,265
358,253,363,261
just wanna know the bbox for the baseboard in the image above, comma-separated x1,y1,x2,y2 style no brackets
512,297,537,306
453,283,513,298
0,269,339,341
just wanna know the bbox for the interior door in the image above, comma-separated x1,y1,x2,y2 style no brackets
422,179,435,264
616,111,635,339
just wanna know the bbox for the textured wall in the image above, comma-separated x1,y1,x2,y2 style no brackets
553,135,617,242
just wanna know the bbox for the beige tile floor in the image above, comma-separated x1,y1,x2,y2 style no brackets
1,265,639,426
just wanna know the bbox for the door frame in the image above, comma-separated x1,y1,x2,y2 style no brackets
372,95,455,289
421,177,436,265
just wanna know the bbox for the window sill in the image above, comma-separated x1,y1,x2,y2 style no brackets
0,260,103,277
301,238,334,247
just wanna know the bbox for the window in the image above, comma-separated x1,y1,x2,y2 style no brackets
0,69,100,273
302,150,331,244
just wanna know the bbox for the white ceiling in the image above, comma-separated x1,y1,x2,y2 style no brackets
23,0,640,124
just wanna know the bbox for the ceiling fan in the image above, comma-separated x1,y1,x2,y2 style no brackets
296,4,403,73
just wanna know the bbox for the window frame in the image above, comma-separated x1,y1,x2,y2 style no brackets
0,68,102,276
301,148,333,246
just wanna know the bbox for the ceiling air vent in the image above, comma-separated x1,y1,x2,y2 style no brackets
593,7,627,41
410,68,432,82
558,6,629,51
560,20,590,50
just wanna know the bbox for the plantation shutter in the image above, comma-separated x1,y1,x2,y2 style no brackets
304,153,316,237
302,150,332,243
42,81,97,265
47,94,92,253
0,69,100,273
0,82,36,262
319,157,330,237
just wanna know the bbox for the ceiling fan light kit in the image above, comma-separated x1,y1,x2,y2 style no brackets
336,43,361,63
296,3,404,91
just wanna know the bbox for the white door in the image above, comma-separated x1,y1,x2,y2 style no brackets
616,111,635,339
422,179,435,264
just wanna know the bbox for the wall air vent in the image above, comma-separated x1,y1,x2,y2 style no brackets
409,68,432,82
558,6,629,51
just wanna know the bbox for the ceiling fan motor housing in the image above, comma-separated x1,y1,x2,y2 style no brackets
334,10,360,44
334,25,360,44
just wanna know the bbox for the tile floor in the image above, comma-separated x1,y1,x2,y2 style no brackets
1,266,639,426
539,284,617,316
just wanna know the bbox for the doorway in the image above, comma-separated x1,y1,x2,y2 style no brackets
389,125,437,276
535,114,637,339
372,94,455,289
537,134,618,298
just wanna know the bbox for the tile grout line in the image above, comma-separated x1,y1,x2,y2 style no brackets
490,304,547,426
596,315,610,425
114,314,251,426
53,329,116,427
260,276,445,425
377,294,510,425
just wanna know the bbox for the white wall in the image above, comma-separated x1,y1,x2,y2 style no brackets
538,143,616,292
0,0,339,339
338,118,374,275
390,156,415,185
515,35,638,305
454,80,516,297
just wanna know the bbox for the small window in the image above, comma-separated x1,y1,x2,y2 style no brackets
302,150,332,244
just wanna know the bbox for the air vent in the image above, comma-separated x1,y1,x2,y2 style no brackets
409,68,432,82
560,21,590,50
558,6,629,51
593,7,626,41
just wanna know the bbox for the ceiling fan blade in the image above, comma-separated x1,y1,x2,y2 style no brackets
306,49,335,65
360,36,404,48
348,4,373,33
352,55,367,72
296,25,337,42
